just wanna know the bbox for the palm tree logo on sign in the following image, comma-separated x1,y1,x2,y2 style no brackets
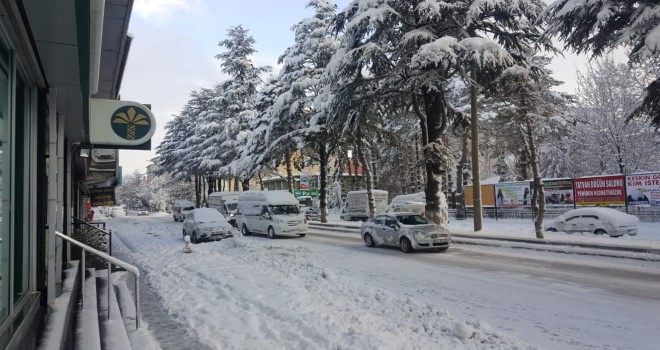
111,106,151,140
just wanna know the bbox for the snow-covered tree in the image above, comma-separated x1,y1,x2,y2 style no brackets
569,58,660,176
543,0,660,128
321,0,552,226
495,57,567,238
200,26,270,188
247,1,339,221
116,170,149,210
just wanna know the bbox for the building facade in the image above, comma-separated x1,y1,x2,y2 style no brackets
0,0,145,348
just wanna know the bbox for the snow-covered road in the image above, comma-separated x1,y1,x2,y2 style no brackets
108,214,660,350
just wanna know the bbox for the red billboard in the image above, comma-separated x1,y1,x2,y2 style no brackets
574,175,625,206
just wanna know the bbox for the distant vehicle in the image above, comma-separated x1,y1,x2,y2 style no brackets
386,192,427,216
305,208,321,221
238,190,307,239
208,191,240,227
137,208,149,216
173,199,195,222
361,213,451,253
182,208,234,243
544,207,639,237
340,190,388,221
110,206,126,218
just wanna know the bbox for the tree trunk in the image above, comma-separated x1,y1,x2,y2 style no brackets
286,151,294,194
319,141,329,223
422,88,448,225
233,177,240,191
258,173,264,190
241,178,250,191
470,69,483,231
357,128,376,218
456,131,469,219
194,175,201,208
524,119,545,239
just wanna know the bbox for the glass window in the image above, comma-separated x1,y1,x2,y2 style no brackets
13,74,30,302
0,43,9,322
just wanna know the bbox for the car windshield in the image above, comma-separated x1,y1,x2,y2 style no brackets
226,203,238,211
195,209,224,223
396,214,431,225
270,205,300,215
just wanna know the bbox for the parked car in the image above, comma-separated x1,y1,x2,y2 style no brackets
360,213,451,253
544,207,639,237
305,208,321,221
137,208,149,216
173,199,195,222
182,208,234,243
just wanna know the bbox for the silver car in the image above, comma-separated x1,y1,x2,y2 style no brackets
182,208,234,243
361,213,451,253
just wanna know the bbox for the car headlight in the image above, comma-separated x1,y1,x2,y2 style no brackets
412,231,429,238
230,213,236,218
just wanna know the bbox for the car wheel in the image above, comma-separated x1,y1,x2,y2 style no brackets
191,231,198,244
400,237,413,253
267,226,276,239
364,233,375,247
594,229,607,235
546,228,557,232
241,224,251,236
298,234,306,238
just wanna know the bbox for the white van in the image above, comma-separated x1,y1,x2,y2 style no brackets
173,199,195,222
386,192,426,216
238,190,308,239
208,191,240,226
340,190,388,221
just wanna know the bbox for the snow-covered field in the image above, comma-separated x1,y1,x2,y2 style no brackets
106,213,660,349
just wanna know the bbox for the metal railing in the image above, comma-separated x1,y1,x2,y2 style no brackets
55,231,141,329
71,216,112,256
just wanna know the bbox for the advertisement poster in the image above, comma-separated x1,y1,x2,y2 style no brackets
542,179,575,207
495,182,531,208
299,175,310,190
89,187,116,207
626,172,660,206
574,175,625,206
464,185,495,208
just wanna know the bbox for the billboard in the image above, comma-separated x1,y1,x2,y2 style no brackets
495,182,532,207
626,172,660,206
89,187,116,207
574,175,625,206
542,179,574,207
464,184,495,208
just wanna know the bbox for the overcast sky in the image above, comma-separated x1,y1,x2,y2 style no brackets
118,0,588,176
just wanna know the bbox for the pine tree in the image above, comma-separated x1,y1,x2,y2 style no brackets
543,0,660,128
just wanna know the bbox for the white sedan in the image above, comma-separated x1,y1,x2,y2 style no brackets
182,208,234,243
360,213,451,253
544,207,639,237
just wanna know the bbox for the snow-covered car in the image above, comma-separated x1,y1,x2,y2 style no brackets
305,208,321,221
137,208,149,216
360,213,451,253
182,208,234,243
544,207,639,237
